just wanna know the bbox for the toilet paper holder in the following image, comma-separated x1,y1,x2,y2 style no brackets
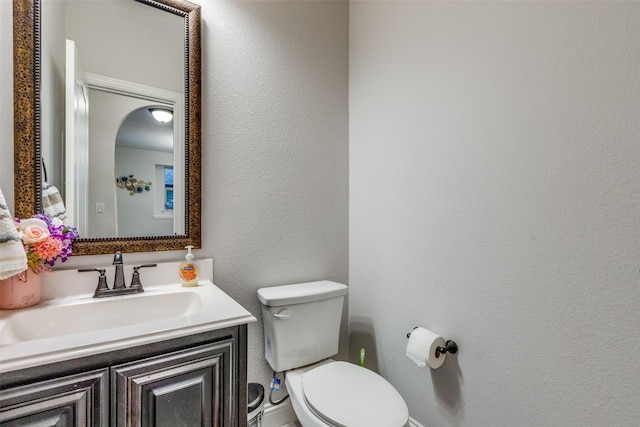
406,327,459,355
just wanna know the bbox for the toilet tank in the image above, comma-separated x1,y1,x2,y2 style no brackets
258,281,348,372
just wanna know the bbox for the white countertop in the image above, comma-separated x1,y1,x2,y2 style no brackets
0,260,256,373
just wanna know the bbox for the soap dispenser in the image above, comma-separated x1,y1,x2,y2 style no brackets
179,245,200,287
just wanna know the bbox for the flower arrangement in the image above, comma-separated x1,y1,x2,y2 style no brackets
15,213,79,280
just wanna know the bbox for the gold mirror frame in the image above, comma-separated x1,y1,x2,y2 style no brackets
13,0,201,255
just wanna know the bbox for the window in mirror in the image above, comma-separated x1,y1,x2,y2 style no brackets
154,164,174,218
164,166,174,212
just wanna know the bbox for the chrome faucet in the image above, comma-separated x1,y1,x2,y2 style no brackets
79,251,157,298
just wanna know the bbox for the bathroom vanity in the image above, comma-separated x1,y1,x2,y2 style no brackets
0,260,256,426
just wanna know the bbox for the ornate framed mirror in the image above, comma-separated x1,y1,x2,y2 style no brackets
13,0,201,255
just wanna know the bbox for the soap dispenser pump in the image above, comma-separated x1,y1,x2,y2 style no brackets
179,245,200,287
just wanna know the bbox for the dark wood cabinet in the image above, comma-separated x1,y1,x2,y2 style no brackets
0,325,248,427
112,339,233,426
0,369,109,426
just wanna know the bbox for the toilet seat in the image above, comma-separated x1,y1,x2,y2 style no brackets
300,361,408,427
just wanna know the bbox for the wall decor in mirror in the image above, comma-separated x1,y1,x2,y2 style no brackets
13,0,201,255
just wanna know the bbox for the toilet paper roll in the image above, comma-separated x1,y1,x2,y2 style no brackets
405,327,447,369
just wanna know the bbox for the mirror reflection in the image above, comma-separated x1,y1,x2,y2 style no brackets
115,105,176,238
40,0,185,238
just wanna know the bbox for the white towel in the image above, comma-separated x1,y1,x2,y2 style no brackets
42,183,68,221
0,186,28,280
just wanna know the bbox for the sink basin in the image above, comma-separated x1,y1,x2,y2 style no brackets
0,289,203,344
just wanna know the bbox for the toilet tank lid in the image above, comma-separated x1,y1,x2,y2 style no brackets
258,281,347,307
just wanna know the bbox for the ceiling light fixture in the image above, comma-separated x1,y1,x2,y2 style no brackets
149,108,173,123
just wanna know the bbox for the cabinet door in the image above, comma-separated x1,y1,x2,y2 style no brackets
0,369,109,426
112,339,234,427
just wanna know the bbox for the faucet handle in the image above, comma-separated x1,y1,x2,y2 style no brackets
136,264,158,269
79,268,109,297
129,264,157,291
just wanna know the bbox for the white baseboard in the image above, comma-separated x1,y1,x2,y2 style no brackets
408,417,425,427
262,399,299,427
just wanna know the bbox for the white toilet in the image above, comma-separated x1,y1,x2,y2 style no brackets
258,281,409,427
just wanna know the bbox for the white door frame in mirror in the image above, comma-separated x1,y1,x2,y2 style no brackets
65,72,186,237
65,39,89,236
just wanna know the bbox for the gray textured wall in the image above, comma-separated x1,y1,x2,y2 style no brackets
349,1,640,425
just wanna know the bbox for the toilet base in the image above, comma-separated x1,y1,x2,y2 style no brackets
284,359,409,427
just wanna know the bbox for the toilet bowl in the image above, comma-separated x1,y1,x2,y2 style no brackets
285,360,408,427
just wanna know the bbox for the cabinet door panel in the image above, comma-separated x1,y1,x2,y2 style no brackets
144,367,212,426
112,339,233,427
0,369,109,427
